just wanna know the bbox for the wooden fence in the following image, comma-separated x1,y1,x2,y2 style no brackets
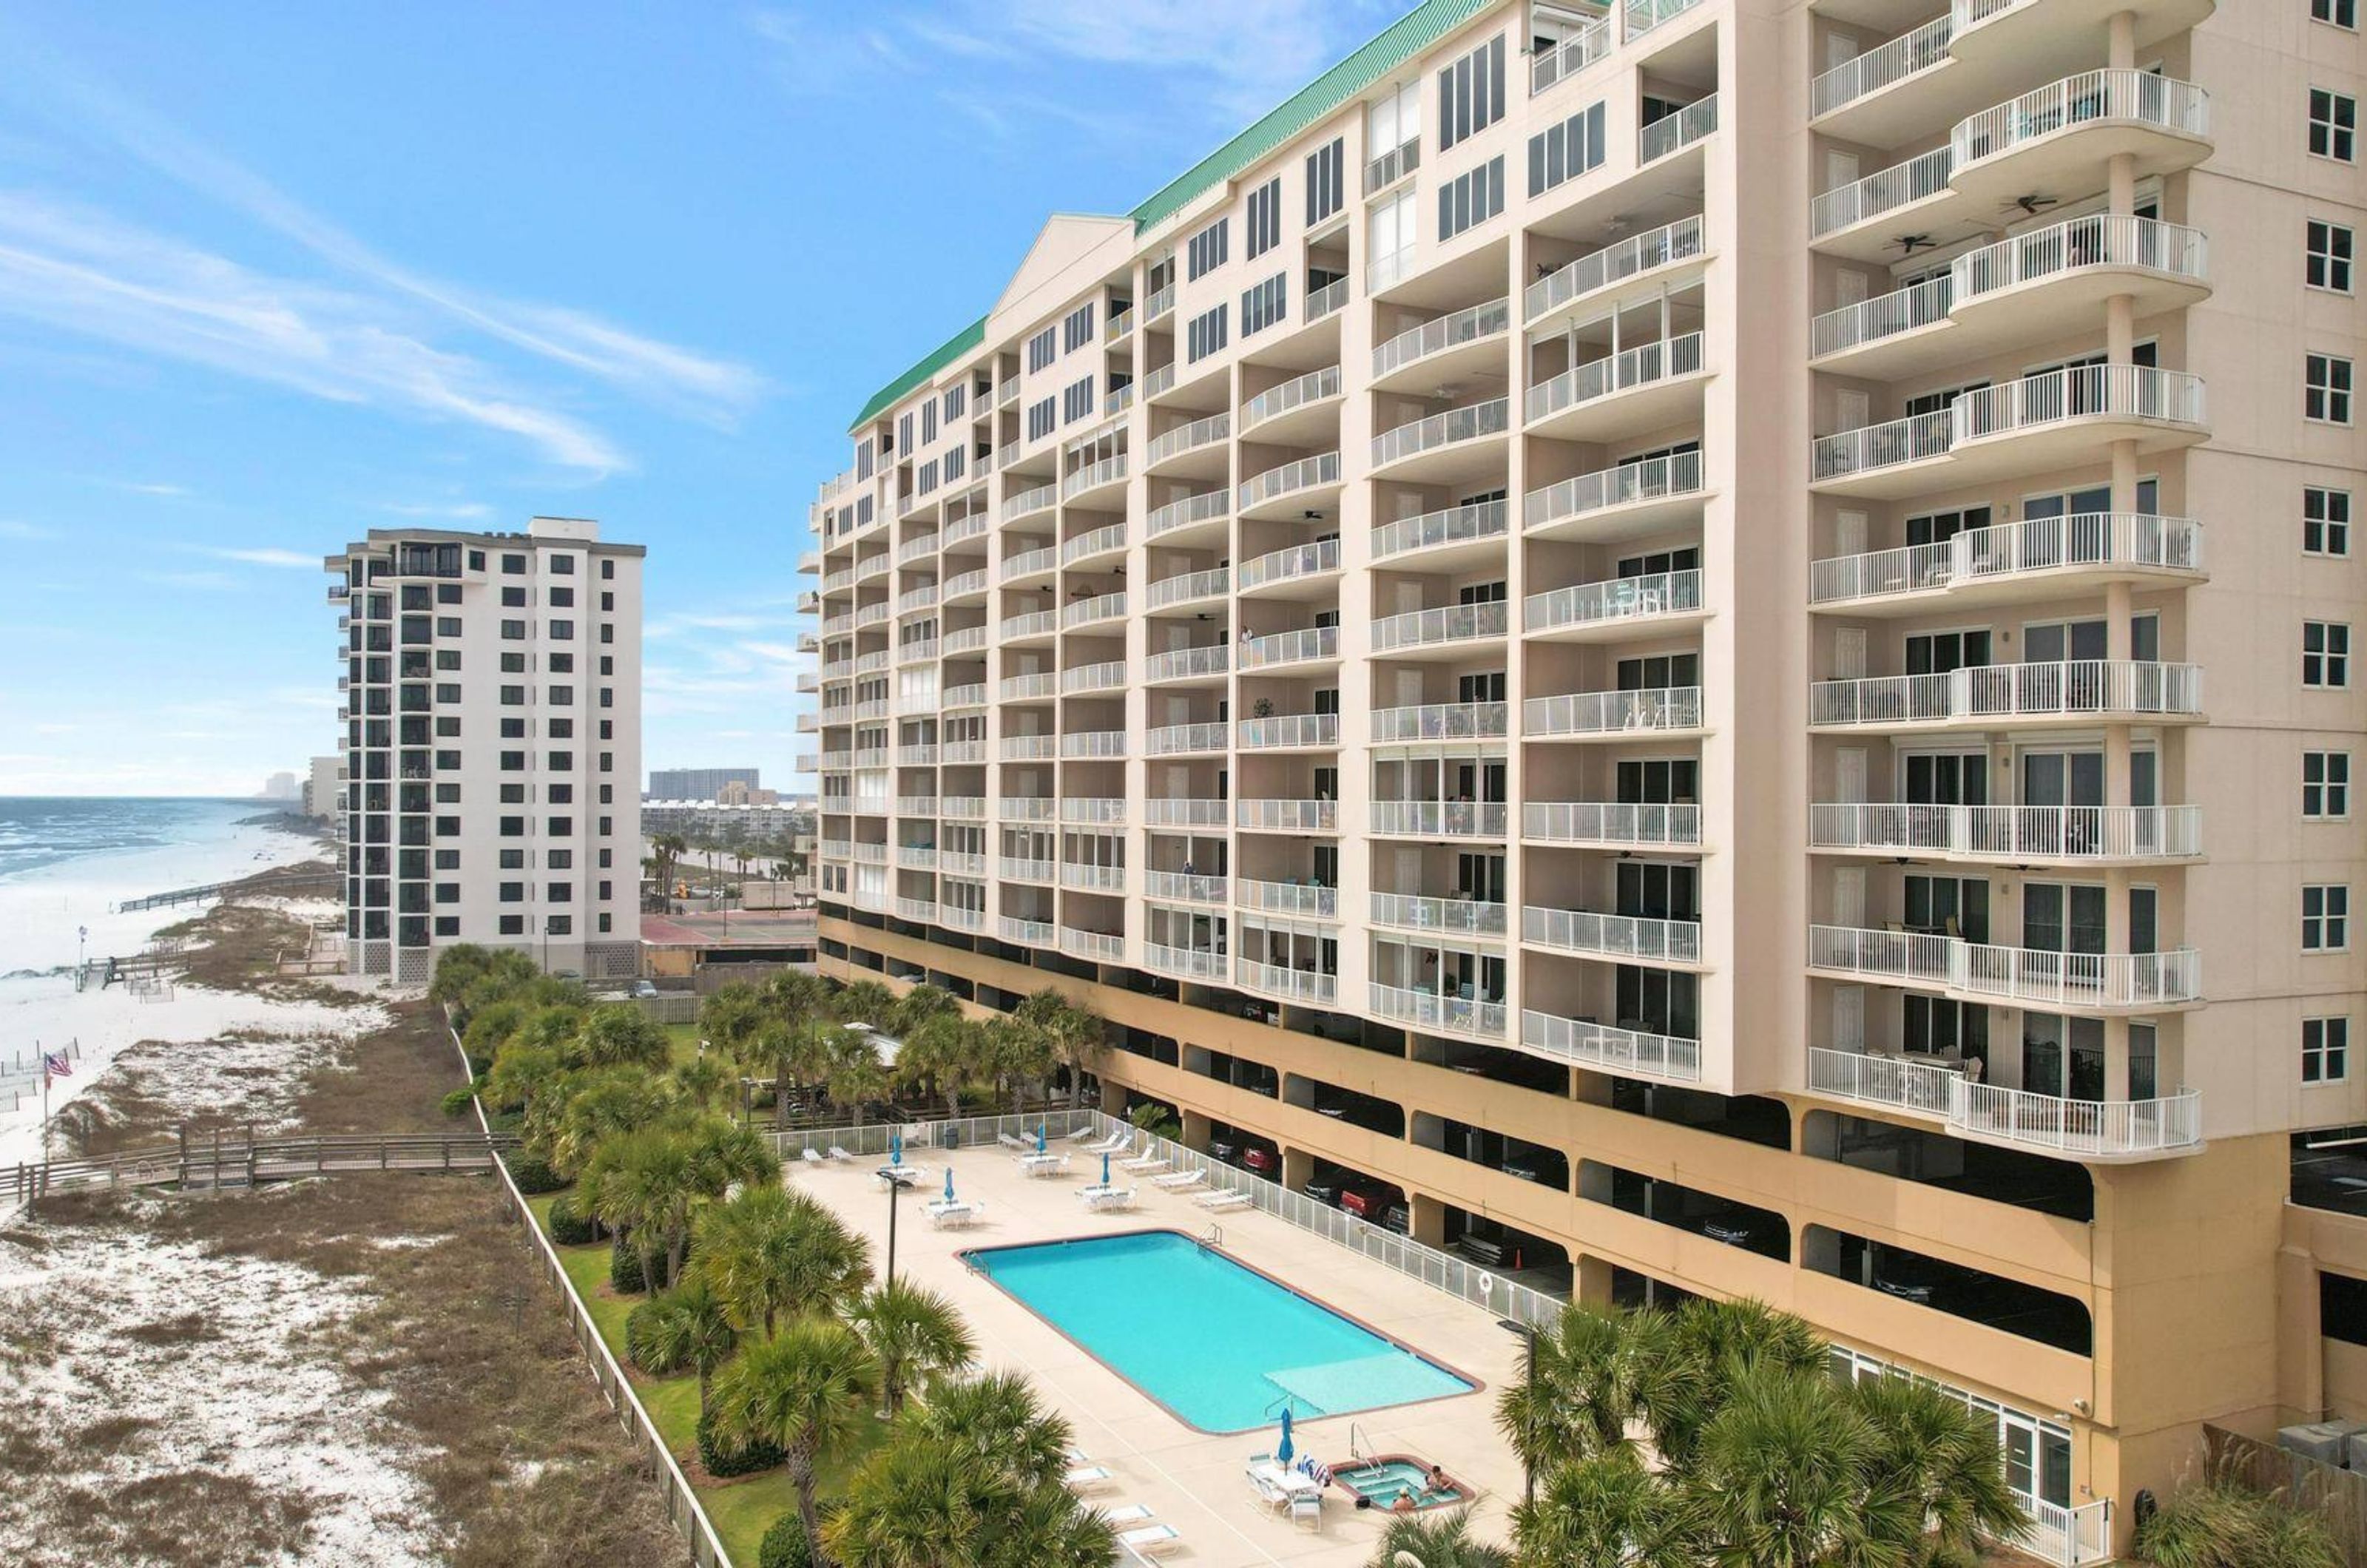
6,1129,517,1209
2205,1424,2367,1567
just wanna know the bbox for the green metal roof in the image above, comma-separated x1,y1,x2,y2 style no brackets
845,0,1499,433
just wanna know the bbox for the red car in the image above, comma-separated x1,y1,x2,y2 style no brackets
1340,1181,1403,1221
1241,1140,1280,1175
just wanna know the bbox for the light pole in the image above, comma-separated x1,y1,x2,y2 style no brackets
883,1172,903,1285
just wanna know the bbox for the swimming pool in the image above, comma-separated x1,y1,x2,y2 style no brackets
1332,1456,1465,1510
963,1230,1475,1433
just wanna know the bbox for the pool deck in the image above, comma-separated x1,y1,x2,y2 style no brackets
789,1143,1527,1567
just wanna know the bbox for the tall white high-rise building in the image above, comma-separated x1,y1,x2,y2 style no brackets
806,1,2366,1558
327,516,644,982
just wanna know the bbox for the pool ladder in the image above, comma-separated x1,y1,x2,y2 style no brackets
1201,1223,1223,1248
1348,1421,1371,1462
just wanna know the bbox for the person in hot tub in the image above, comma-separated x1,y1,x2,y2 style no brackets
1391,1486,1418,1514
1427,1464,1449,1495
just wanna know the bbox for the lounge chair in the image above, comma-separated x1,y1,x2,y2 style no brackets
998,1132,1032,1150
1289,1491,1323,1530
825,1145,854,1162
1151,1169,1206,1191
1081,1186,1138,1212
1116,1522,1181,1558
1100,1503,1154,1525
925,1199,983,1229
1063,1464,1115,1493
1118,1152,1170,1174
799,1147,825,1166
1084,1129,1133,1155
1195,1188,1252,1212
1066,1123,1106,1143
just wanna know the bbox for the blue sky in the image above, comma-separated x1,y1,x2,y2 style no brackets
0,0,1405,797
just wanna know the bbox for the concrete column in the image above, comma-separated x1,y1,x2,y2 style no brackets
1099,1078,1130,1118
1181,1107,1212,1152
1575,1253,1615,1307
1411,1191,1448,1248
1282,1145,1314,1192
2104,1016,2130,1102
2108,11,2135,71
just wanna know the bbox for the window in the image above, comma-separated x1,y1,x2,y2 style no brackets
2305,1017,2351,1083
468,550,485,571
1186,303,1229,362
1186,217,1229,281
1438,156,1506,242
1437,33,1505,152
943,385,965,420
500,619,527,641
435,618,462,639
2305,884,2350,950
1063,301,1096,354
1027,325,1058,373
434,916,460,937
499,915,524,936
1368,189,1416,278
548,585,574,607
897,410,914,454
1241,274,1289,337
547,882,573,903
2304,751,2351,818
1528,101,1606,197
434,882,460,905
1062,375,1095,424
546,915,572,937
549,618,575,641
2306,487,2351,555
944,445,965,481
2317,0,2357,26
1305,137,1345,227
1246,177,1283,261
501,552,527,574
600,557,614,580
2306,353,2353,423
2305,621,2351,686
501,652,527,673
548,553,574,575
2311,89,2357,161
434,683,461,703
499,882,525,903
435,648,461,670
1026,396,1056,442
499,685,526,706
2309,220,2355,292
921,399,937,445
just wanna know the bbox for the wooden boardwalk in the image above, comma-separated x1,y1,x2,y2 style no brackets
115,869,340,913
5,1129,521,1210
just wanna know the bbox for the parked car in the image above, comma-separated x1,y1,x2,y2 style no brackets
1302,1171,1345,1206
1340,1180,1403,1221
1207,1133,1243,1167
629,979,661,998
1378,1200,1412,1235
1241,1139,1280,1176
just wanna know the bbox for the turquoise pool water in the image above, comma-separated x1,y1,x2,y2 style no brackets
964,1231,1474,1432
1334,1457,1463,1510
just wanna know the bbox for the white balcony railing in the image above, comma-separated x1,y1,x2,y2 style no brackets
1061,453,1127,501
1364,135,1420,196
1812,274,1955,360
1238,536,1342,591
943,626,989,655
1526,686,1704,737
1239,451,1342,511
1371,983,1507,1038
1061,592,1127,630
999,734,1058,761
944,512,988,547
1813,410,1954,481
940,851,986,876
1004,544,1058,582
1809,925,2203,1007
1954,214,2208,307
1811,15,1951,118
1810,802,2202,861
1374,297,1511,381
1144,720,1229,756
1238,879,1339,919
1524,801,1703,847
1146,643,1230,683
1374,499,1508,561
1809,1048,2201,1156
1531,16,1610,94
1237,799,1337,832
1059,730,1126,760
1059,862,1126,893
1237,959,1337,1005
941,796,987,820
1000,672,1057,701
1061,523,1127,567
939,902,987,931
1144,797,1229,827
1061,797,1127,825
1522,1009,1702,1082
1527,568,1704,635
1002,483,1057,522
1146,942,1228,981
1238,712,1339,749
1061,660,1126,695
1526,216,1706,323
1144,871,1227,905
1371,701,1509,743
998,916,1055,946
996,795,1056,822
998,857,1055,885
1528,333,1705,424
1305,277,1351,322
1147,488,1230,539
1371,800,1509,838
1526,449,1706,530
1624,0,1705,40
1372,399,1510,469
1372,601,1509,654
1242,365,1343,430
1372,893,1509,938
942,567,988,599
1236,627,1331,671
942,682,987,709
1812,146,1953,239
1523,905,1702,964
1953,70,2209,172
1148,564,1229,608
1809,513,2202,604
1956,365,2206,443
1811,660,2204,727
1143,283,1175,322
1145,411,1229,468
1639,94,1718,162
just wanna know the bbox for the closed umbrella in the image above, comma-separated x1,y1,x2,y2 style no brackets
890,1131,903,1167
1276,1407,1295,1466
1036,1123,1048,1154
1101,1152,1112,1186
944,1168,956,1202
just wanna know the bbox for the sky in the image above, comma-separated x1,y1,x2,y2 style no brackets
0,0,1409,797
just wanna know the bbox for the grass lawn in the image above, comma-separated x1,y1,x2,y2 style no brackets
663,1021,703,1068
524,1187,885,1567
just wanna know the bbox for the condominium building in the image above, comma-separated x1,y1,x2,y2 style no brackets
806,1,2366,1555
326,517,644,982
647,766,763,800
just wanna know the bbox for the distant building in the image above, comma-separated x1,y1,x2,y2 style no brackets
327,516,644,984
262,771,300,800
717,779,780,805
647,767,760,801
640,800,804,844
303,756,343,822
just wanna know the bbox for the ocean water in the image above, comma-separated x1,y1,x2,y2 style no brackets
0,797,274,882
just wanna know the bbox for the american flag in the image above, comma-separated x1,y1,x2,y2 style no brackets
42,1050,71,1081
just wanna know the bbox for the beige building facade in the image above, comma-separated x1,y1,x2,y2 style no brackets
806,1,2367,1556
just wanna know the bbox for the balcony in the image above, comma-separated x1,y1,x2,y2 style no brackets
997,856,1055,885
1059,861,1125,893
896,845,938,870
1238,452,1343,520
1810,660,2204,731
1237,799,1334,833
1145,644,1230,684
896,584,939,616
1237,959,1337,1006
999,915,1055,946
1525,450,1708,542
1237,537,1342,597
1371,893,1508,939
1528,331,1709,445
1811,802,2202,865
1527,216,1708,332
1373,499,1509,567
1061,591,1126,631
1372,297,1511,392
1306,277,1351,323
945,512,989,547
1530,15,1610,95
1147,564,1229,611
1144,412,1230,476
945,626,990,655
1812,366,2207,498
1002,483,1057,522
999,734,1058,761
940,903,987,932
1241,626,1340,671
1523,905,1703,965
1146,942,1228,981
1146,488,1230,544
1371,601,1509,657
1525,800,1703,849
1144,870,1226,905
941,796,987,820
1371,800,1508,839
1144,720,1229,756
1371,701,1508,743
1144,284,1175,324
1810,513,2203,611
1059,730,1126,760
1000,672,1057,702
1639,94,1718,163
943,682,988,709
1060,797,1127,828
1811,217,2209,376
1144,797,1229,828
1371,399,1511,485
1240,365,1343,441
1371,983,1507,1039
1238,712,1339,751
1521,1009,1702,1084
1811,16,1952,130
1526,686,1705,740
1003,544,1058,587
1527,568,1706,641
1062,660,1126,695
942,567,989,604
1363,135,1419,197
996,795,1056,822
1061,524,1127,569
999,609,1058,643
1807,1047,2201,1161
1238,879,1337,919
1807,925,2203,1010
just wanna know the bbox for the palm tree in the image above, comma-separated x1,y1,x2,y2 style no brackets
905,1371,1075,1490
982,1015,1054,1118
834,978,898,1027
1687,1363,1917,1568
573,1004,672,1069
652,832,689,903
638,1275,740,1419
1368,1511,1515,1568
894,982,961,1038
712,1318,879,1568
1652,1294,1831,1467
825,1030,892,1128
590,1129,700,1291
1850,1374,2027,1567
894,1014,980,1121
848,1278,976,1415
697,1185,872,1336
1017,991,1105,1109
699,981,769,1068
1510,1450,1694,1568
1497,1303,1681,1481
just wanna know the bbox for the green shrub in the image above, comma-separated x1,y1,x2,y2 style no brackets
610,1236,649,1294
624,1301,687,1376
547,1195,597,1246
699,1408,786,1479
2133,1481,2340,1568
439,1087,478,1119
757,1510,814,1568
504,1152,564,1194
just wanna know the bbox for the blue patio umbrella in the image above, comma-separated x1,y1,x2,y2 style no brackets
1036,1123,1048,1154
890,1131,903,1166
944,1167,956,1202
1276,1407,1295,1466
1101,1152,1111,1186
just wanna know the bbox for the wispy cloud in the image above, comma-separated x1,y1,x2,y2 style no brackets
0,518,54,539
187,545,317,569
379,499,493,520
111,479,189,496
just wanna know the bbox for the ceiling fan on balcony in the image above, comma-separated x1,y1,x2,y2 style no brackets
2003,192,2062,216
1891,233,1938,255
